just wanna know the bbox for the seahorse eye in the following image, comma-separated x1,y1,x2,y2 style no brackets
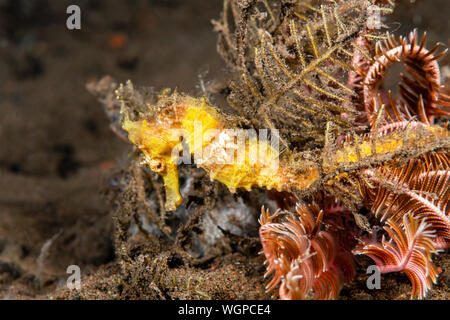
149,159,165,173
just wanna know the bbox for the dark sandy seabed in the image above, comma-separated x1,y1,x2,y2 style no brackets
0,0,449,300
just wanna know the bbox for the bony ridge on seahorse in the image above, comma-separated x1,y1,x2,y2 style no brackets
121,91,450,211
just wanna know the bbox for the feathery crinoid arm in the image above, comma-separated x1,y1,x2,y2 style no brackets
362,30,450,126
328,26,450,298
354,214,438,299
361,152,450,248
354,149,449,298
259,204,354,299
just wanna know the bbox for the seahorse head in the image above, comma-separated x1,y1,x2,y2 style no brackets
122,118,183,211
